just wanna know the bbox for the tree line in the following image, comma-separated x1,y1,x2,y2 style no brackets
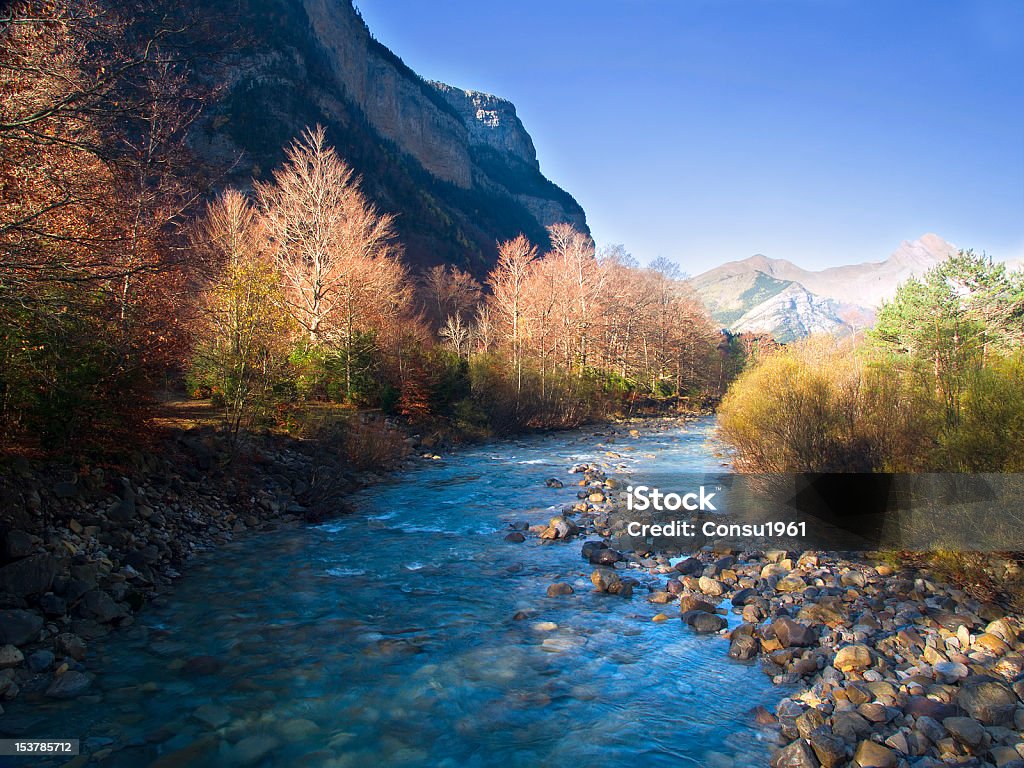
189,127,725,438
1,1,727,452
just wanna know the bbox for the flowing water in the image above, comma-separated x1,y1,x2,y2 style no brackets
15,417,782,767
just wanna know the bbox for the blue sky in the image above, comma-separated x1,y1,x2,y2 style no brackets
357,1,1024,274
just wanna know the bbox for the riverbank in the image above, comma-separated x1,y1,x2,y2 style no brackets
0,417,427,716
532,436,1024,767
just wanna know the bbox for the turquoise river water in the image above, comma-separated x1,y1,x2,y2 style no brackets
14,417,782,767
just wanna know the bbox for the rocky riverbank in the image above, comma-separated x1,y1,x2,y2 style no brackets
527,441,1024,768
0,421,422,720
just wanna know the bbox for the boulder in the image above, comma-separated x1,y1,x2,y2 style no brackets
770,739,820,768
833,644,872,673
546,583,574,597
772,617,817,648
0,609,43,645
684,611,726,634
728,633,759,660
45,670,93,699
0,645,24,669
941,716,985,751
809,729,847,768
0,554,58,598
2,531,33,560
852,740,895,768
956,679,1017,726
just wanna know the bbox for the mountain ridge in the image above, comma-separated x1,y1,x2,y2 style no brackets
190,0,587,275
691,234,961,342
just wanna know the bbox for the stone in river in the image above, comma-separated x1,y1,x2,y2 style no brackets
504,532,526,543
772,617,817,649
697,576,725,596
228,734,280,765
546,582,574,597
683,611,726,634
673,557,703,576
45,670,92,699
192,703,231,729
589,548,622,566
728,633,759,660
770,739,819,768
679,595,717,614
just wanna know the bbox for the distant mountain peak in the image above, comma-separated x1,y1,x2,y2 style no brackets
691,233,970,342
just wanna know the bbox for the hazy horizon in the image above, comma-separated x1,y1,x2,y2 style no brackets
357,0,1024,274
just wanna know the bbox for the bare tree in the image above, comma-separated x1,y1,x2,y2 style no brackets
256,125,408,399
488,234,538,398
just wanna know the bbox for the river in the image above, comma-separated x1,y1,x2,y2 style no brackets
14,417,782,768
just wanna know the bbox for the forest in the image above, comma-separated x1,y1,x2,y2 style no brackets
0,2,725,455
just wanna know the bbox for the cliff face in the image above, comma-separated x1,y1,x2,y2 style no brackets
193,0,587,275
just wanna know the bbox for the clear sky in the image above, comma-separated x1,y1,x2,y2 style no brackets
356,0,1024,275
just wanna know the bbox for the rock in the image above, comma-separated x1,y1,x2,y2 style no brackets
914,715,947,744
546,583,574,597
810,730,847,768
45,670,92,699
731,587,758,606
956,679,1017,726
673,557,703,576
54,633,87,661
3,531,33,560
685,612,726,634
770,739,820,768
276,718,319,741
0,609,43,645
108,497,136,523
840,570,866,588
776,575,807,593
228,734,280,765
0,554,58,597
831,711,871,742
504,532,526,543
796,709,827,740
545,478,564,488
833,644,872,673
77,589,128,623
39,593,67,617
902,696,956,720
192,703,231,729
933,660,969,683
589,548,622,566
0,645,24,669
729,633,759,660
698,576,725,596
974,632,1011,655
772,617,817,648
852,740,895,768
27,650,54,672
590,569,630,596
679,595,718,614
941,716,985,751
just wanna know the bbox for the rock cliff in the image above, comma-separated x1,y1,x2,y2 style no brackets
192,0,587,274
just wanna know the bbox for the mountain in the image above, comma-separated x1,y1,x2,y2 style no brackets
189,0,587,276
691,234,958,342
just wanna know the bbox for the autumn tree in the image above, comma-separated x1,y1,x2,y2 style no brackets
256,125,410,401
189,190,293,436
487,234,538,398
